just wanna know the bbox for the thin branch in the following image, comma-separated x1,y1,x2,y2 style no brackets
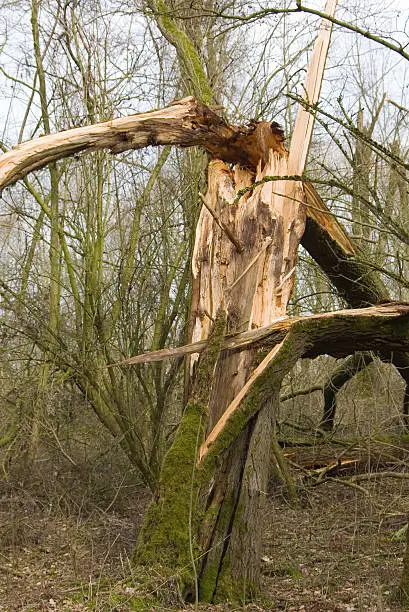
318,476,370,495
281,384,323,402
212,3,409,63
387,98,409,114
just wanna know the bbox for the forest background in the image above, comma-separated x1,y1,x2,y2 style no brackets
2,0,409,609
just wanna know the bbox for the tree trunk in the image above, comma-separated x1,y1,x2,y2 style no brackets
189,144,305,599
320,352,374,430
198,399,276,601
134,119,307,598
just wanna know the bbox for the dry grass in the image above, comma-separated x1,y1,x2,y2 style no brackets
0,459,408,611
1,355,409,610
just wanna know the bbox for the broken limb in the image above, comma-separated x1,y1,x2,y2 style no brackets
0,97,286,192
110,303,409,368
196,305,409,471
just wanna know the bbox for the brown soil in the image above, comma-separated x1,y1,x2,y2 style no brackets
0,459,408,611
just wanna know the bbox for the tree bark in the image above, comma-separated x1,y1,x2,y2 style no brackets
191,8,336,594
320,352,374,430
189,135,306,597
135,311,227,593
302,184,388,307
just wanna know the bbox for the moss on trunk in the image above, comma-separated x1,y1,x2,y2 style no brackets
134,311,227,591
198,492,237,602
135,399,205,582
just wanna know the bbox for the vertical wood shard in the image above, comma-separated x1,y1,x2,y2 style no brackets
289,0,338,175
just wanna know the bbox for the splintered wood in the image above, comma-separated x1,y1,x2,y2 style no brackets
194,0,338,458
190,133,307,587
191,148,304,342
0,99,285,192
190,138,305,432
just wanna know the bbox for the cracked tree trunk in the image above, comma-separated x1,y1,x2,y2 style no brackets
133,2,338,601
191,1,338,596
191,150,305,600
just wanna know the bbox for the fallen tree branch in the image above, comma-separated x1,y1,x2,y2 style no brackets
0,95,358,287
310,471,409,496
198,339,286,463
109,303,409,367
303,182,355,256
193,303,409,467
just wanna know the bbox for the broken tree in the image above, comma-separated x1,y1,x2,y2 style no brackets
136,0,343,602
3,0,409,604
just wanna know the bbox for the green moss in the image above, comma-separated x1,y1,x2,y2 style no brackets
398,434,409,444
135,400,204,580
134,311,227,592
200,330,300,479
198,492,236,602
151,0,214,104
210,497,262,604
199,497,254,603
263,563,303,579
213,554,259,605
192,309,227,404
79,563,188,609
108,593,157,610
288,566,304,579
199,558,220,602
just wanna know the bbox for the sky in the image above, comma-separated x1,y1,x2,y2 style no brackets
0,0,408,145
